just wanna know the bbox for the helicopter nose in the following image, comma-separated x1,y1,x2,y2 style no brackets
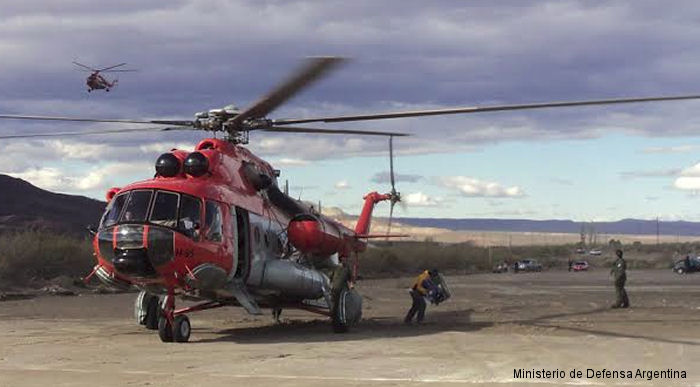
113,247,156,277
96,224,174,278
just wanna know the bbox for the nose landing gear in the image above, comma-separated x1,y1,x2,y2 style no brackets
141,289,227,343
155,290,191,343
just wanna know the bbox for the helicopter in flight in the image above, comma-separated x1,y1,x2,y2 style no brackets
72,61,136,92
1,57,700,343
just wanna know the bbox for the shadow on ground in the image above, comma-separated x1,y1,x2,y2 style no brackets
194,308,488,344
506,306,700,346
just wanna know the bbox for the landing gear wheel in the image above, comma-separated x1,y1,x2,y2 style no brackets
331,287,363,333
135,291,161,330
157,316,173,342
145,296,160,330
173,315,191,342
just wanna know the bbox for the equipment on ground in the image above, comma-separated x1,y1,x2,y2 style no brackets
428,272,451,305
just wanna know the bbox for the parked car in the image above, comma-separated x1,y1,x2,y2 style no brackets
588,249,602,256
572,261,589,271
673,256,700,274
492,262,509,273
514,259,543,272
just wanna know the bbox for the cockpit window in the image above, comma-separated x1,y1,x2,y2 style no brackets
150,191,179,228
179,194,202,240
99,188,203,240
101,193,127,227
121,190,153,223
205,201,223,242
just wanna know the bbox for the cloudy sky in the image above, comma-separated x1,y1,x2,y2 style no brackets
3,0,700,221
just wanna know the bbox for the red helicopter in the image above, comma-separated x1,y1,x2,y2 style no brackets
2,57,700,342
73,61,136,92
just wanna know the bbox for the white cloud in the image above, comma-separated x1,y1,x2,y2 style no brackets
8,162,151,194
620,168,680,179
334,180,351,189
273,158,310,167
680,163,700,177
675,176,700,190
404,192,441,207
673,162,700,190
139,142,192,154
48,140,109,159
370,171,422,184
642,145,700,154
439,176,525,198
8,167,67,191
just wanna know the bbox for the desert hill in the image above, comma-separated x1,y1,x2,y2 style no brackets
0,175,106,235
3,174,700,244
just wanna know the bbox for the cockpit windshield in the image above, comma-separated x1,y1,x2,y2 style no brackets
99,189,202,240
101,193,127,228
150,191,179,228
122,190,153,222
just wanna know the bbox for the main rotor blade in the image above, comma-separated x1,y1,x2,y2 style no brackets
72,61,95,71
97,63,128,72
389,136,395,191
273,94,700,124
230,57,346,127
263,125,408,137
0,126,189,140
101,69,138,73
0,114,194,126
387,202,395,240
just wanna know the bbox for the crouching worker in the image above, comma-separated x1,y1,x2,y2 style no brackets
404,269,440,324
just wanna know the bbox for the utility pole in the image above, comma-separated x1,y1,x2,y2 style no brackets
488,245,493,269
656,216,660,245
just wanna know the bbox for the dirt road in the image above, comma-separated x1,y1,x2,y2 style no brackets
2,270,699,386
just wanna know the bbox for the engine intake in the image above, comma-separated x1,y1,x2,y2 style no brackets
184,152,209,177
155,153,180,177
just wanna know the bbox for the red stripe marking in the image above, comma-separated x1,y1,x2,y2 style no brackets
112,226,118,249
143,225,149,248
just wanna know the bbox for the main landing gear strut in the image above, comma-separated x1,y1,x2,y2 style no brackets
137,289,228,343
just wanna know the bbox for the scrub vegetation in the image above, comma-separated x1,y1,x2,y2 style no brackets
0,230,696,288
358,240,694,278
0,230,93,288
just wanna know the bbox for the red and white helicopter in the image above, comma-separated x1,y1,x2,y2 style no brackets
73,61,136,92
1,57,699,342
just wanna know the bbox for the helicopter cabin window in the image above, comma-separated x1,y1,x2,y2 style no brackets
178,194,202,240
150,191,179,228
101,192,127,228
205,201,223,242
120,190,153,223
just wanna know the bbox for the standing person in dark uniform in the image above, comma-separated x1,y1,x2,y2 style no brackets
610,249,629,308
404,269,439,324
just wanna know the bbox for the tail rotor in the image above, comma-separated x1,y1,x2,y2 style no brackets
387,136,401,237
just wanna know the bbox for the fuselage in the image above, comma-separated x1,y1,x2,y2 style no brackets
92,138,375,307
87,73,113,91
